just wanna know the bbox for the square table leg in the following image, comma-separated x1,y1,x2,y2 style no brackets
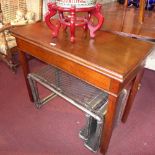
100,94,120,154
18,50,34,102
100,67,144,154
122,68,144,122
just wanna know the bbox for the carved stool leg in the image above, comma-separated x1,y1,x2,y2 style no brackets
70,6,76,42
88,4,104,38
45,3,61,37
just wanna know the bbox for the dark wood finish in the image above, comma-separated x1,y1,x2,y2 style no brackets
18,50,34,102
101,94,120,154
122,67,145,122
10,22,153,155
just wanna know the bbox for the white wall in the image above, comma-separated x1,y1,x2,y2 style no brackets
145,47,155,71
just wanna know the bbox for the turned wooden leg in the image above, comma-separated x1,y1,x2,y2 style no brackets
45,2,61,38
124,0,128,7
70,6,76,42
139,0,145,23
88,4,104,38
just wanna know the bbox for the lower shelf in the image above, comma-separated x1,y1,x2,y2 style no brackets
27,64,129,152
27,65,108,122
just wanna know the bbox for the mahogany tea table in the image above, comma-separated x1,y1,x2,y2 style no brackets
10,22,153,154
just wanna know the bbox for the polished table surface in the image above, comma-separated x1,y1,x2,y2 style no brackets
11,22,153,154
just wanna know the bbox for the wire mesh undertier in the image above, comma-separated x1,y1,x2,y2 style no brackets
28,65,108,121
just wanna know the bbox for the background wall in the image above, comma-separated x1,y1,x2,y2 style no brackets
145,47,155,71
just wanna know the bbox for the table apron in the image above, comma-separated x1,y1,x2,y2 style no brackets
16,38,123,96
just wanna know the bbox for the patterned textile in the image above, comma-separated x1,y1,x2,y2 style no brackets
0,28,16,55
145,0,155,10
127,0,155,10
128,0,139,8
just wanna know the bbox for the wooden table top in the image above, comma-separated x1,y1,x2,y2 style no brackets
11,22,153,82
